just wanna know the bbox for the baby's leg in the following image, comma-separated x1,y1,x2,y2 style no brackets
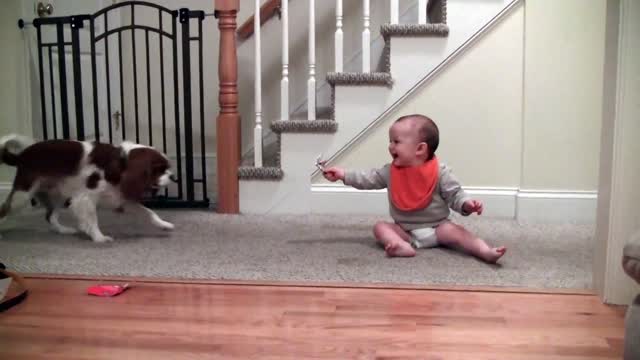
435,221,506,263
372,221,416,257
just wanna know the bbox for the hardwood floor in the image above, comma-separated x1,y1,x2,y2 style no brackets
0,277,626,359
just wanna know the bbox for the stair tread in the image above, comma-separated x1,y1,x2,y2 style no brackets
327,72,393,87
238,166,284,180
380,23,449,37
271,119,337,134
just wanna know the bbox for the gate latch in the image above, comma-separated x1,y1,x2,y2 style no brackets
112,110,121,130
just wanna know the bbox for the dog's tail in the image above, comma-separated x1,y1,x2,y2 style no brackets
0,134,33,167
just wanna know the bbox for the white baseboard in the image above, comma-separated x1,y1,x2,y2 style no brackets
516,190,598,223
312,184,597,223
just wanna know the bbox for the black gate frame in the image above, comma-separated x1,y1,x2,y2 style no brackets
29,1,209,208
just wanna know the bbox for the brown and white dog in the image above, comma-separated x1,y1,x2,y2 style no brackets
0,135,175,242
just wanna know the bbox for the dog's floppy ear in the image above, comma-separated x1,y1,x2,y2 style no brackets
120,150,153,201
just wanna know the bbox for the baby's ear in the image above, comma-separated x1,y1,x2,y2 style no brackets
417,142,429,156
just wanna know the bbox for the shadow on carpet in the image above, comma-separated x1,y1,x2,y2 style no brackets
0,209,594,289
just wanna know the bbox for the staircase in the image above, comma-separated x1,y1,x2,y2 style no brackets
237,0,519,214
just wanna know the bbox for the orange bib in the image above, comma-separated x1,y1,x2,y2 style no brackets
390,157,439,211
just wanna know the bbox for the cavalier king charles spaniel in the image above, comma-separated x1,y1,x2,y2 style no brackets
0,134,175,242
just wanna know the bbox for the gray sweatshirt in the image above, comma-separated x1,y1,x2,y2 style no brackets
344,162,472,230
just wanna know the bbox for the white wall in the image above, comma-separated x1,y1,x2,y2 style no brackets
0,0,31,183
522,0,606,191
318,1,607,198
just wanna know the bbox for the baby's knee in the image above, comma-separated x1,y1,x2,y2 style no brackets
372,221,389,237
434,222,460,246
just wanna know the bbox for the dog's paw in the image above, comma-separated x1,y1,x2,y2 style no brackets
158,220,174,231
93,235,114,243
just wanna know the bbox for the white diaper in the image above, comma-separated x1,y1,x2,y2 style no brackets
409,227,439,249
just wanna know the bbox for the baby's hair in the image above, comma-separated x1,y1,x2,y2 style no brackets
395,114,439,160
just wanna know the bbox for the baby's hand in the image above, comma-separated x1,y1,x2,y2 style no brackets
463,199,483,215
323,167,345,182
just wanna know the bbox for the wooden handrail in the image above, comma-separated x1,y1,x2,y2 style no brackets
215,0,240,213
236,0,282,40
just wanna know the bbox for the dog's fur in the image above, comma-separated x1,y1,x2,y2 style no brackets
0,135,175,242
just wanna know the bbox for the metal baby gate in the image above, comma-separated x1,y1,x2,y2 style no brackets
28,1,210,208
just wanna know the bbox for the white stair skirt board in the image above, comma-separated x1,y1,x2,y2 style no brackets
311,184,597,223
240,133,334,214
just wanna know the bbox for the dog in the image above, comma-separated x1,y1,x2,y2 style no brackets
0,135,176,242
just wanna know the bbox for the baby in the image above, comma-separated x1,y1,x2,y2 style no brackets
322,114,506,263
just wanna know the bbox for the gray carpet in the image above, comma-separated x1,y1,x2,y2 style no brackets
0,209,593,289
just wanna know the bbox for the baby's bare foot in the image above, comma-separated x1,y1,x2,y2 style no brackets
385,240,416,257
482,246,506,263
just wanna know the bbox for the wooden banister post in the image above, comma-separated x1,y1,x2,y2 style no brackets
215,0,240,213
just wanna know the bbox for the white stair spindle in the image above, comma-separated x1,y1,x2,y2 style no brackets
419,0,427,24
335,0,343,72
308,0,316,120
362,0,370,73
254,0,263,167
390,0,399,24
281,0,289,120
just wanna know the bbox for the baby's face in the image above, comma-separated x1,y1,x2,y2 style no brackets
388,121,424,167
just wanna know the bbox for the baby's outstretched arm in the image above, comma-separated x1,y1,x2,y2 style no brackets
323,165,387,190
322,167,345,182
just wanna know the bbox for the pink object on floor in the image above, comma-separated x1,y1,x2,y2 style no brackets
87,284,130,297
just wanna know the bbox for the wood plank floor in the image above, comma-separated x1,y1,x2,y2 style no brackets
0,278,626,360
